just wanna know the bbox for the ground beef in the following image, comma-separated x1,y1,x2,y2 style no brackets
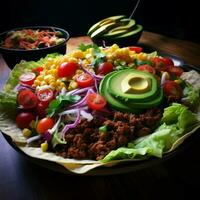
55,108,162,160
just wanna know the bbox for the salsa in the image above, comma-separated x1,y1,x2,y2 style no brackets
0,28,65,50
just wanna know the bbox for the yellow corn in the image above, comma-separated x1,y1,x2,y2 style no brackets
22,128,32,138
41,141,48,152
68,80,78,90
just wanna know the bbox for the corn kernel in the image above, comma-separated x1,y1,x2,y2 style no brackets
22,128,32,138
41,141,48,152
68,80,78,90
174,79,182,84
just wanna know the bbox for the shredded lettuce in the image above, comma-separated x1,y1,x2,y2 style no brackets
102,103,198,162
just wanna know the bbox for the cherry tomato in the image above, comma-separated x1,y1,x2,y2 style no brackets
16,112,35,129
36,117,54,134
76,73,94,88
166,66,184,77
137,64,156,75
163,57,174,66
129,46,143,53
86,93,106,110
19,72,36,86
32,66,44,75
17,90,38,109
163,81,183,99
36,102,48,118
37,88,54,103
96,62,114,75
152,57,167,71
57,62,79,77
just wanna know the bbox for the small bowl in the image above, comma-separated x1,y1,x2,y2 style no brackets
0,26,70,69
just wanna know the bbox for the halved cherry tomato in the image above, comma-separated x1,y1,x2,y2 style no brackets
86,93,106,110
36,117,54,134
37,88,54,103
96,62,114,75
32,66,44,75
129,46,143,53
166,66,184,77
57,62,79,77
152,57,167,72
17,90,38,109
19,72,36,86
137,64,156,75
163,57,174,66
36,102,48,118
16,112,35,129
163,81,183,100
76,73,94,88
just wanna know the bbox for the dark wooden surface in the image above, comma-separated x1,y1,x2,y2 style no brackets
1,31,200,200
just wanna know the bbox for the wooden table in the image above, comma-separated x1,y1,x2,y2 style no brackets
0,31,200,200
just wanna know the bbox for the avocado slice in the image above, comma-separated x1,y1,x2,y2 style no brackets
113,24,143,39
103,19,136,38
108,69,158,102
90,22,117,39
87,15,126,36
99,72,142,113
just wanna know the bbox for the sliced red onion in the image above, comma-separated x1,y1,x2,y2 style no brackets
68,89,95,109
70,86,95,95
14,83,35,92
48,116,61,134
43,131,52,142
161,72,170,86
61,110,81,137
27,135,41,144
80,110,93,121
81,66,104,80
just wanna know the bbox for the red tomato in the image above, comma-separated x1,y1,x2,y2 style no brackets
17,90,38,109
36,117,54,134
36,102,48,118
32,66,44,75
163,57,174,66
86,93,106,110
19,72,36,85
129,46,143,53
16,112,35,129
37,88,54,103
76,73,94,88
163,81,183,99
152,57,167,71
137,64,156,75
166,66,184,77
96,62,114,75
57,62,79,77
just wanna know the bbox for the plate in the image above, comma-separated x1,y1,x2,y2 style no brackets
1,52,200,176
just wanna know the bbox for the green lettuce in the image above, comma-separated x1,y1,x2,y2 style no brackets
4,53,61,92
102,103,199,162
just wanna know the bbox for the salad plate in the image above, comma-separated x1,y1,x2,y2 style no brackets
0,44,200,175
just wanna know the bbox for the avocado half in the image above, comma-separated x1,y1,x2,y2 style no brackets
99,69,163,113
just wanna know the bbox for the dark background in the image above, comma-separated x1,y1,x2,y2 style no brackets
0,0,199,43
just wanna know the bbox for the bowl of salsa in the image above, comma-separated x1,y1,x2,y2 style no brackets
0,26,70,69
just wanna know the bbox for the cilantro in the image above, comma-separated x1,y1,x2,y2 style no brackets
46,94,81,117
78,43,99,52
78,43,105,67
